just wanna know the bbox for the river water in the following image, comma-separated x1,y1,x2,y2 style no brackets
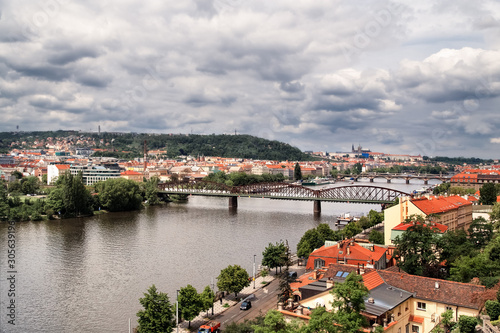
0,179,440,333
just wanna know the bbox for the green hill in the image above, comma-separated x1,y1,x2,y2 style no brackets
0,131,314,161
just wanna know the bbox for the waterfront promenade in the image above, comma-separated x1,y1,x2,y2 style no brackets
177,274,276,332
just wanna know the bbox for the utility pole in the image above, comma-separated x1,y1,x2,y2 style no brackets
176,289,179,333
253,254,256,289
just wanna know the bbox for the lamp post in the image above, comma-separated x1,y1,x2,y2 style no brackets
253,254,256,289
176,289,179,333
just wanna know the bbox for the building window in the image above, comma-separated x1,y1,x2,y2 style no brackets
412,325,420,333
314,259,325,269
417,302,426,311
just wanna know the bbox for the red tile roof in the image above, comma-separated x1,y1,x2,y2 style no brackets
411,195,471,215
362,271,385,290
392,221,448,233
377,270,485,310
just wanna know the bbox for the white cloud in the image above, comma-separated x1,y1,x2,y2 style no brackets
0,0,499,157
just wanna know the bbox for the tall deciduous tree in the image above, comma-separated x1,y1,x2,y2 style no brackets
200,285,214,316
178,284,202,328
47,173,93,217
217,264,250,298
262,242,287,275
136,285,175,333
297,224,340,259
277,241,297,303
480,183,497,205
393,215,442,277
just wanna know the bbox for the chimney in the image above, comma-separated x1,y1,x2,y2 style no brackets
368,297,375,304
347,246,350,255
435,282,440,289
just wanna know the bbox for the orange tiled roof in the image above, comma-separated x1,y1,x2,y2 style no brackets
392,221,448,233
362,271,384,290
56,165,70,170
411,195,471,215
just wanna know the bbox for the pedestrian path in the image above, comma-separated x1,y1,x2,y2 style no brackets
177,275,275,332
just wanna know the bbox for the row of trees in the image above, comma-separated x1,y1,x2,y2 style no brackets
0,174,162,221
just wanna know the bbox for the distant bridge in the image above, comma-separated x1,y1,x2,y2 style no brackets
158,181,411,214
339,172,451,184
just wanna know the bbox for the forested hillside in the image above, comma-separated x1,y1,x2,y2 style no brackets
0,131,314,161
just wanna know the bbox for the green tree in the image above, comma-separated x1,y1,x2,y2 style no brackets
178,284,202,328
136,284,175,333
142,177,160,205
46,173,93,217
393,215,442,277
217,264,250,298
468,217,493,248
458,315,477,333
294,163,302,181
297,224,340,259
440,309,455,333
485,300,500,321
329,272,369,333
304,307,336,333
262,242,287,275
277,241,296,303
252,309,301,333
368,230,384,244
480,183,497,205
200,285,214,316
95,178,143,212
342,222,362,239
11,170,23,179
0,181,9,220
491,202,500,230
20,176,40,194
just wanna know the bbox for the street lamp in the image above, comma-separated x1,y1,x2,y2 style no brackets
176,289,179,333
253,254,256,289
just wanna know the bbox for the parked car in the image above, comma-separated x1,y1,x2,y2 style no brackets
240,300,252,310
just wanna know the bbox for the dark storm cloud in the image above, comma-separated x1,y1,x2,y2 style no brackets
279,81,304,93
47,47,101,66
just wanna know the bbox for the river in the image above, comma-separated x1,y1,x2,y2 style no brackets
0,179,440,333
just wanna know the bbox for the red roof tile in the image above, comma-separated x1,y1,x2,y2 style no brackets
362,271,384,290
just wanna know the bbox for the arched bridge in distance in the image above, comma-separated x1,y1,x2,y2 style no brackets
158,181,412,214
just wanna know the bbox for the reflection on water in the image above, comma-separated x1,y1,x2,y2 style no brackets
0,180,438,332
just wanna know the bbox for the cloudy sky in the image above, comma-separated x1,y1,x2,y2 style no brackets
1,0,500,158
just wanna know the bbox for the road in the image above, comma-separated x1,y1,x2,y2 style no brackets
218,266,306,330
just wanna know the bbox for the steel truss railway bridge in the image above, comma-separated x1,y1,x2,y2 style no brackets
158,181,412,214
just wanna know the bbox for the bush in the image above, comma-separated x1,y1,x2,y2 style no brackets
485,300,500,321
458,315,478,333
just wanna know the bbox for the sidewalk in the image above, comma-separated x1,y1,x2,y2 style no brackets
177,275,275,332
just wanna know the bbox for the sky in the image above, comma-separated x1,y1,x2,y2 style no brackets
0,0,500,158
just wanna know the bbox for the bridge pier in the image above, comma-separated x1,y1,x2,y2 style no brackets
314,200,321,215
423,179,428,185
369,178,374,183
406,179,410,184
387,179,391,183
229,196,238,208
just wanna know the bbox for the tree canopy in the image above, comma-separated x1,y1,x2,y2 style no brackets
95,178,143,212
178,284,202,328
262,242,287,275
136,285,175,333
217,264,250,298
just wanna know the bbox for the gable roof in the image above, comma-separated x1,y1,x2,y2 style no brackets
392,221,448,233
377,270,485,310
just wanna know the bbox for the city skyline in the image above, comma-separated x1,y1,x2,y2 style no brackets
1,1,500,158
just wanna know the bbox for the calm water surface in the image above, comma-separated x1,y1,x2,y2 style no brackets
0,180,439,332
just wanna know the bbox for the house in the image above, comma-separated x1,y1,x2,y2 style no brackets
120,170,143,182
384,195,472,245
306,239,389,270
47,164,70,184
293,266,485,333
